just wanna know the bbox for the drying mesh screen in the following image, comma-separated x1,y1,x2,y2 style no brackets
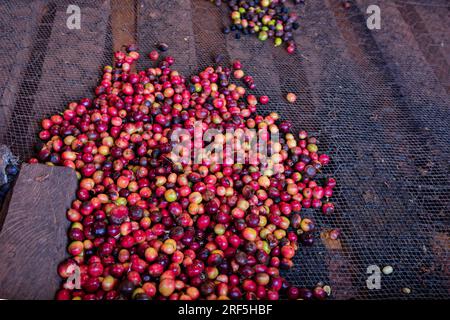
0,0,448,299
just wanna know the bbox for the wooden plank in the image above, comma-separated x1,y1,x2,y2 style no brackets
111,0,137,71
0,164,77,300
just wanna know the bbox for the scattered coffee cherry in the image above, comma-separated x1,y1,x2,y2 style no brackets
402,287,411,294
148,50,159,61
259,95,269,105
157,43,169,52
286,92,297,103
328,228,341,240
382,266,394,275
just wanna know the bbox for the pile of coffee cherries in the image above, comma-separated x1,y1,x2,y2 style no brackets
212,0,302,53
30,44,336,300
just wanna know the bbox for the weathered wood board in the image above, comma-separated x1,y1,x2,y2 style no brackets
0,164,77,300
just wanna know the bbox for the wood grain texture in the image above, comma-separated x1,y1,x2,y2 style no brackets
0,188,12,233
0,164,77,300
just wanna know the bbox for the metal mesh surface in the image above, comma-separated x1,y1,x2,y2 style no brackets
0,0,449,299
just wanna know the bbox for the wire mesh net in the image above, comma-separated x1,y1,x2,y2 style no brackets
0,0,449,299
